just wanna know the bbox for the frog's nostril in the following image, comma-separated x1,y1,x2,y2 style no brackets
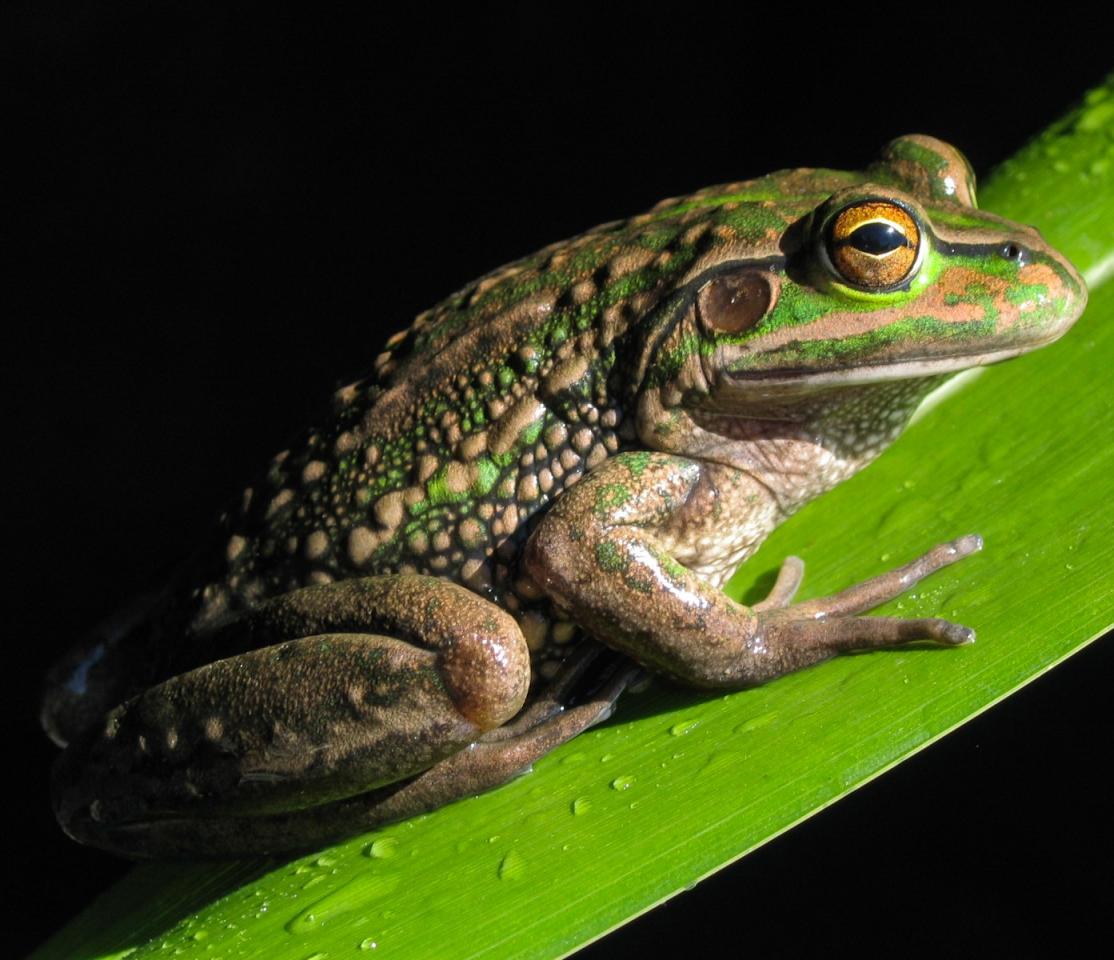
1001,242,1025,263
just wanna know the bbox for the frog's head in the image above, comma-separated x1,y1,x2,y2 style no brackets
635,135,1087,444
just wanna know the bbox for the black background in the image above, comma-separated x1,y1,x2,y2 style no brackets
6,5,1111,956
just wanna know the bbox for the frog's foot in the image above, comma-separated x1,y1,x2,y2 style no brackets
52,575,534,859
482,638,629,741
745,535,982,681
356,653,641,827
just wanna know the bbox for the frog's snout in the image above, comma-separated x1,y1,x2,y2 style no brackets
1003,225,1089,341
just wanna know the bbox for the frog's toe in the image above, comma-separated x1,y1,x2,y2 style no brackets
936,621,976,646
955,533,984,556
790,537,983,620
753,556,806,611
739,611,977,682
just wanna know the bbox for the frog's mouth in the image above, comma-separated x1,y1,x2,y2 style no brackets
719,313,1083,395
723,344,1039,392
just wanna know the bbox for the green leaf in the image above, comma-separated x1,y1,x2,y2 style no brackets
32,75,1114,960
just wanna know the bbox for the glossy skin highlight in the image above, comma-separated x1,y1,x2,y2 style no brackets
42,136,1086,858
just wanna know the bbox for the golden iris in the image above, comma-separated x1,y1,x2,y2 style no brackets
826,200,921,289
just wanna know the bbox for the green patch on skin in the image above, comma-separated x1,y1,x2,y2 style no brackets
424,471,465,510
650,188,834,222
593,482,631,520
771,282,849,328
472,457,500,497
889,138,950,176
623,573,654,595
547,319,571,348
717,204,789,242
928,209,1000,231
647,332,704,387
637,226,681,251
962,284,1001,326
521,418,545,447
622,451,654,478
1006,282,1050,305
595,540,628,574
422,456,503,513
603,267,670,309
942,253,1023,281
654,549,688,583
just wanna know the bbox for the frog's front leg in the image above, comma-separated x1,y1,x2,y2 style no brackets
52,575,534,857
524,452,980,688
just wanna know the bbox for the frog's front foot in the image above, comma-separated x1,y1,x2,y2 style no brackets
747,535,982,680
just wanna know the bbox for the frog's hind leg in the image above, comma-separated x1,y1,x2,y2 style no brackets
52,575,535,858
64,641,638,859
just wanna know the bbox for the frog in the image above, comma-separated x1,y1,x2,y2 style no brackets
42,136,1086,859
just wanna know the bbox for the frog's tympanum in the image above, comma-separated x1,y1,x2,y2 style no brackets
43,138,1086,858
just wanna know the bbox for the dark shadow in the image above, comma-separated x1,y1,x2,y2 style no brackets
735,564,782,607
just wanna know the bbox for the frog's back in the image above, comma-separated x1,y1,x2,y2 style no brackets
196,179,809,626
203,226,644,625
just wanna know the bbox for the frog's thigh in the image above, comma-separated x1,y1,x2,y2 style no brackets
54,576,529,850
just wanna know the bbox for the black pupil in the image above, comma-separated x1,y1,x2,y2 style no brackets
845,221,911,256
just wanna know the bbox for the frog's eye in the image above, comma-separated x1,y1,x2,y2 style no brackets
825,200,922,290
696,269,775,335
